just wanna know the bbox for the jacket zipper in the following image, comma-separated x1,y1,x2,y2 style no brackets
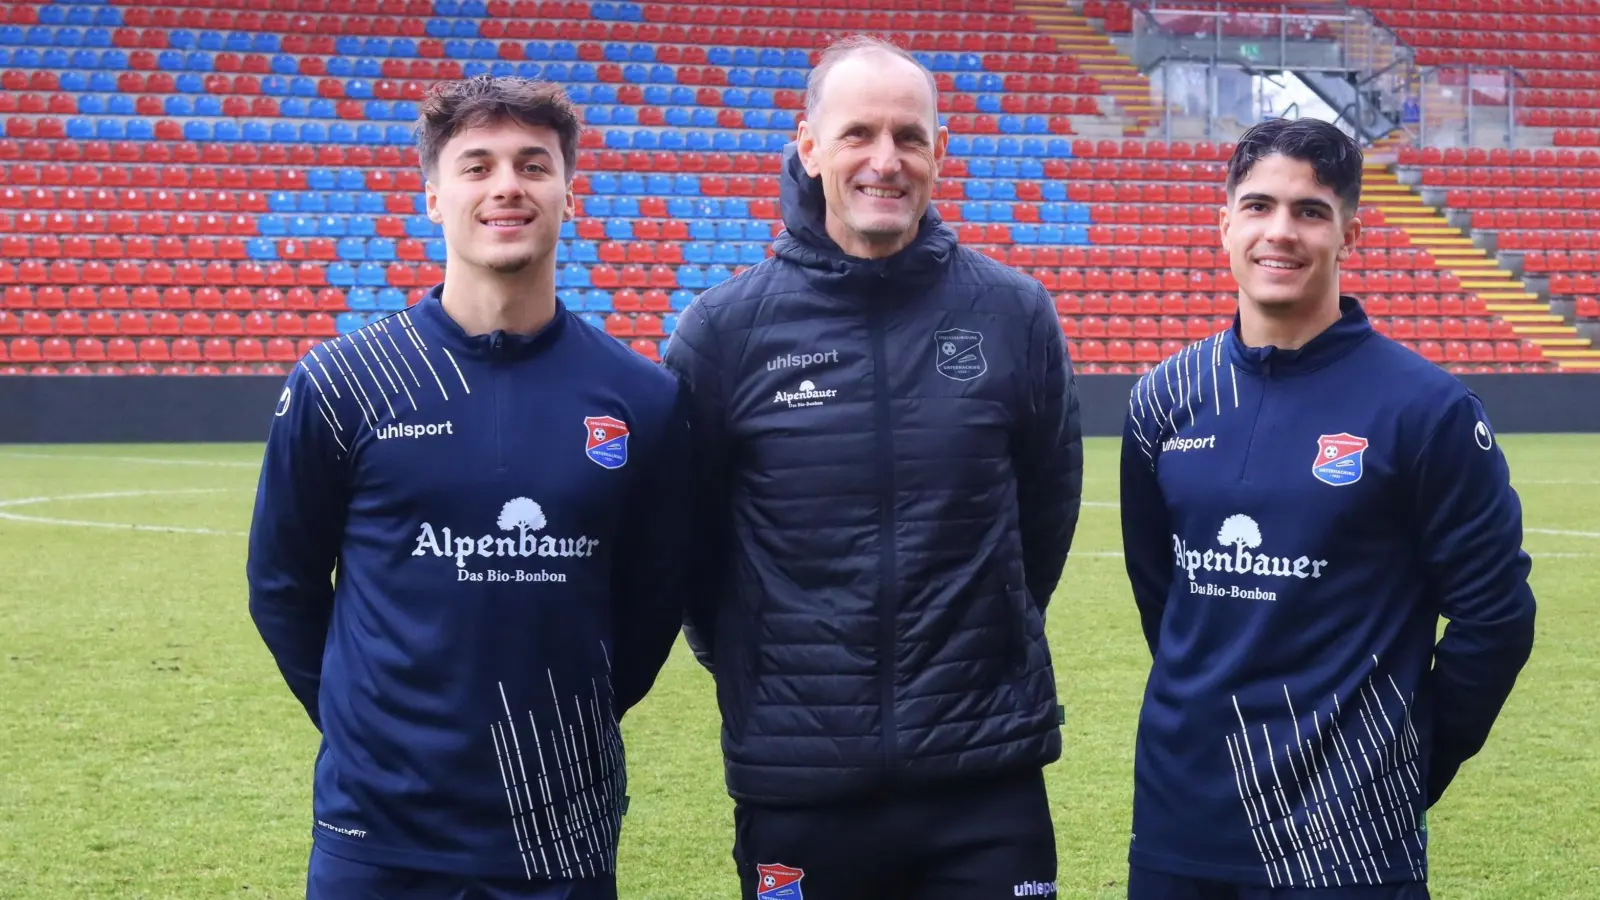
492,332,506,474
1237,357,1269,483
869,312,900,774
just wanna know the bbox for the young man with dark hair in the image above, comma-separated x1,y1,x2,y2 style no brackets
665,35,1082,900
246,75,691,900
1118,116,1537,899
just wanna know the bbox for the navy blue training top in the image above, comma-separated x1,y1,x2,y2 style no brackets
246,286,691,881
1119,296,1536,888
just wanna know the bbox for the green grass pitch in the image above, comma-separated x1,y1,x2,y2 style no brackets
0,436,1596,899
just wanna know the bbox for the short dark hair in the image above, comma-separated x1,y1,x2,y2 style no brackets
415,75,582,183
1225,118,1363,216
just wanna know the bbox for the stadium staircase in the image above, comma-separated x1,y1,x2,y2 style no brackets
1012,0,1157,134
0,0,1590,376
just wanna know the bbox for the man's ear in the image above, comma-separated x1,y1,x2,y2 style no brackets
1218,203,1232,256
425,178,442,225
797,118,822,178
1337,211,1363,261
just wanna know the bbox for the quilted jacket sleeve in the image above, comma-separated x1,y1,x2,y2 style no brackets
1013,285,1083,617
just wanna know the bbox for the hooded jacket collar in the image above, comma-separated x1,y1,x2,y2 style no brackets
770,141,959,298
1227,294,1374,377
409,283,571,362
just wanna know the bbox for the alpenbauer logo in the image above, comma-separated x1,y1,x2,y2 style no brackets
412,496,600,581
773,379,836,409
1172,514,1328,602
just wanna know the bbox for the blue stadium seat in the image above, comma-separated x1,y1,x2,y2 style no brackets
689,220,715,241
965,181,991,200
572,241,598,263
585,196,613,217
676,266,703,289
1042,182,1067,202
585,289,612,311
377,288,407,311
561,264,590,288
426,239,446,262
612,196,640,217
357,263,386,287
247,238,276,261
1012,224,1038,244
259,215,286,237
126,118,153,140
347,288,377,311
95,118,123,139
704,265,732,287
672,175,699,196
1067,203,1091,224
684,242,711,264
670,289,694,310
337,238,366,261
662,314,678,335
336,313,366,333
213,121,240,142
327,264,357,287
606,219,632,240
1038,224,1064,244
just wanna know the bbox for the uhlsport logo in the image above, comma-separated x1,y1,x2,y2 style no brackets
773,379,837,409
584,415,629,469
934,327,987,381
1013,881,1057,897
412,497,600,582
1162,434,1216,453
1313,432,1368,486
766,348,839,371
1172,514,1329,603
375,420,455,440
755,863,804,900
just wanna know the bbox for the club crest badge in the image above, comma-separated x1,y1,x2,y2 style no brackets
935,327,987,381
584,415,629,470
756,863,805,900
1312,433,1368,486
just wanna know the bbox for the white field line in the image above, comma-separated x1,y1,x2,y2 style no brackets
0,489,250,537
0,451,258,468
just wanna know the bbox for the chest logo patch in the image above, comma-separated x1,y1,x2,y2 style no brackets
1312,433,1369,486
935,327,987,381
584,415,630,470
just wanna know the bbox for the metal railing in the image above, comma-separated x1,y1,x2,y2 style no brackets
1409,65,1535,150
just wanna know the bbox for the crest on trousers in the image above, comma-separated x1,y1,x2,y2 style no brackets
1312,433,1368,486
584,415,630,469
935,327,987,381
756,863,805,900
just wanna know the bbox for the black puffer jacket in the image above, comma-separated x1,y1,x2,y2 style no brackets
663,144,1083,806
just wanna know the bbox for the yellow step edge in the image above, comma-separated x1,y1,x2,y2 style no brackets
1530,337,1595,345
1411,238,1475,245
1503,314,1565,323
1475,291,1542,300
1441,260,1501,268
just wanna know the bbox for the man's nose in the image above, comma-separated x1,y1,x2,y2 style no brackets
867,133,902,176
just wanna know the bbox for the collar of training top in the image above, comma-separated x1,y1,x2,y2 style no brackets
772,141,958,295
1226,294,1375,377
408,284,571,361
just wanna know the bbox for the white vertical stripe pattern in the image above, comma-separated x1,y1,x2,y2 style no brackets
1225,659,1426,889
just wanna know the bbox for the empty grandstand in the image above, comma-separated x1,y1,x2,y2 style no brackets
1,0,1598,376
